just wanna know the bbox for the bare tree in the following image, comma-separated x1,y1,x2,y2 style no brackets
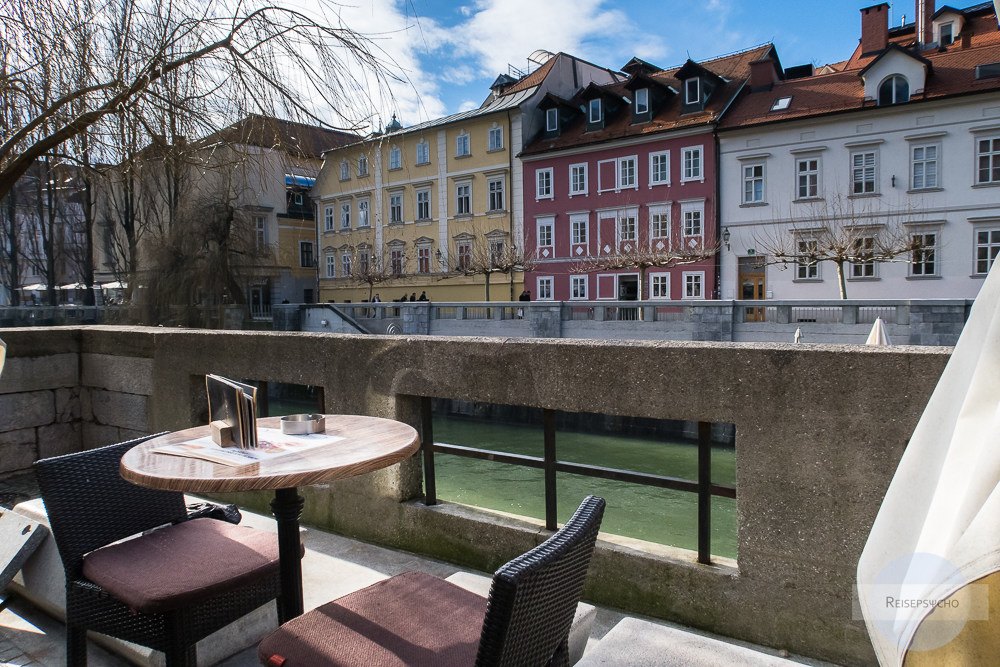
751,195,926,299
449,234,534,301
0,0,398,202
349,245,401,304
572,243,717,302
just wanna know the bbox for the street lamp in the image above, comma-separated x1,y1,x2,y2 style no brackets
722,227,731,251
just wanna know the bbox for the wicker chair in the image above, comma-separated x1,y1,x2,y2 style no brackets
34,435,284,667
258,494,606,667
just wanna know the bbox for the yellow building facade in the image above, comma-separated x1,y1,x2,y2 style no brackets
315,105,525,303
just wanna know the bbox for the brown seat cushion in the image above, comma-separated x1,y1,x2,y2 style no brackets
257,570,487,667
82,517,281,613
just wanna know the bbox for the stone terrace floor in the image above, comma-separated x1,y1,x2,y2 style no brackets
0,472,840,667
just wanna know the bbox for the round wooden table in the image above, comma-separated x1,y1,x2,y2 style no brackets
120,414,420,623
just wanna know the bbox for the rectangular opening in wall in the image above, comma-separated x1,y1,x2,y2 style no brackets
253,381,324,417
427,399,736,560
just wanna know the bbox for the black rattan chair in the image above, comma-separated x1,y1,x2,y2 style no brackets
257,494,605,667
34,435,284,667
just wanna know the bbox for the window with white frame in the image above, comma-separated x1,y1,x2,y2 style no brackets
339,161,350,180
357,155,369,176
457,241,472,270
570,164,588,195
650,273,669,299
618,213,636,243
537,276,553,300
254,216,267,249
877,76,909,106
489,240,505,266
618,156,637,189
685,78,700,105
940,22,954,45
797,157,819,199
589,99,601,124
635,88,649,114
911,144,939,189
358,199,370,227
681,146,702,182
299,241,314,268
390,248,404,276
851,236,876,277
977,137,1000,184
340,202,351,229
546,108,558,132
341,252,352,278
456,183,471,215
571,214,588,246
571,275,588,299
682,202,704,238
456,133,470,157
682,271,704,299
324,206,335,232
743,163,765,203
389,193,403,224
852,150,877,194
650,151,669,186
416,188,430,220
796,239,819,279
975,229,1000,274
325,253,336,278
536,168,553,199
488,177,505,211
416,141,430,165
911,232,937,276
418,247,431,274
389,146,401,170
537,218,554,250
650,207,670,241
358,249,370,274
488,126,503,151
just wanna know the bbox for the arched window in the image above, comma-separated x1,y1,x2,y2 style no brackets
878,76,909,106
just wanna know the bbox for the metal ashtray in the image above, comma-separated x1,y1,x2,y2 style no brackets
280,414,326,435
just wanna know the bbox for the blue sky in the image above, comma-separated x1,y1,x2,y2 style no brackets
331,1,920,131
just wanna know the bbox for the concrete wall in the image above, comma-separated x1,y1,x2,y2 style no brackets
328,299,970,345
0,326,954,665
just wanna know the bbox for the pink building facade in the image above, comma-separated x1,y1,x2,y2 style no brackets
520,45,774,303
522,132,717,302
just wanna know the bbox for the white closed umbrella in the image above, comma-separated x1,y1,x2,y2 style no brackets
858,263,1000,664
866,316,891,345
0,338,6,377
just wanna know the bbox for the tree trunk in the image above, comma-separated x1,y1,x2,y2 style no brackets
484,273,491,301
835,260,848,299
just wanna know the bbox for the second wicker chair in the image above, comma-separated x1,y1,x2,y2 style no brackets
257,494,606,667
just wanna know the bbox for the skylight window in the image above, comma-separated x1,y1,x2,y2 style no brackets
771,97,792,111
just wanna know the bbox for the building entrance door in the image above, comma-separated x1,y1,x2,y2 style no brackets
617,274,638,320
738,256,765,322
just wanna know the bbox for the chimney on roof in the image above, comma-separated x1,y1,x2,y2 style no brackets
915,0,935,49
749,59,780,92
860,3,890,55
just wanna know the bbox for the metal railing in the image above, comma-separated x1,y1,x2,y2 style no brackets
418,397,736,565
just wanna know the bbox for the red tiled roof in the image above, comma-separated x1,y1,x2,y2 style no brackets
720,6,1000,130
501,57,557,95
202,114,358,158
521,44,774,157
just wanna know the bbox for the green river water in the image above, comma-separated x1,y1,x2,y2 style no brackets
432,416,738,560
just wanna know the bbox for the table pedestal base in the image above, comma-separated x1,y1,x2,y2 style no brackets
271,487,305,624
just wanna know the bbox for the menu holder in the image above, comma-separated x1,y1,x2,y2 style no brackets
206,374,258,449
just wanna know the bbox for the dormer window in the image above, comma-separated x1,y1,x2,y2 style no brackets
878,75,909,106
635,88,649,114
546,107,558,132
589,99,602,124
685,78,700,105
940,22,954,46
